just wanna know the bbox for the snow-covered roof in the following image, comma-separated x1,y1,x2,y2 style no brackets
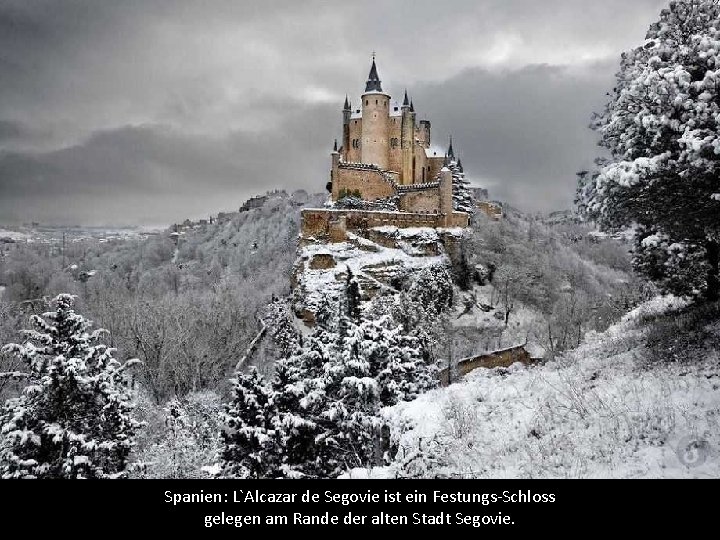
350,108,362,119
425,146,445,158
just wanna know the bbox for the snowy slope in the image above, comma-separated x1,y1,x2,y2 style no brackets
294,227,454,321
346,296,720,478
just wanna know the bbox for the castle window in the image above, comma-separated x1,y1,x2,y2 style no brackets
394,107,398,111
365,100,368,106
390,138,399,148
375,99,378,105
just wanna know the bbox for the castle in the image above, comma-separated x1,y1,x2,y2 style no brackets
302,58,470,240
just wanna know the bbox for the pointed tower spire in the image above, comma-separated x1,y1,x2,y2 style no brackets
409,99,415,112
403,89,410,107
457,158,463,172
343,94,350,110
448,135,455,159
365,55,383,93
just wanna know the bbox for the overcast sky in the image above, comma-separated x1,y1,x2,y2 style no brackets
0,0,669,225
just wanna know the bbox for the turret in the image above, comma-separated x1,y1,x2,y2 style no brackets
400,91,416,185
447,135,455,161
365,58,383,92
342,95,351,125
418,120,431,147
331,139,340,192
342,96,351,161
361,56,390,169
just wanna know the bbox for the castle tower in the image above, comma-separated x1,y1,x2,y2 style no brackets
400,90,415,185
342,95,351,162
361,58,390,170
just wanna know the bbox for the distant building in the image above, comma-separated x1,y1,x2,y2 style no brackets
240,195,268,212
476,201,503,221
470,187,489,202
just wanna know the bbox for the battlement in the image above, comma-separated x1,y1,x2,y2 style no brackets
396,181,440,191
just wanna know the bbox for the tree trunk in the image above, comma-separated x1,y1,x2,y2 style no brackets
706,239,719,302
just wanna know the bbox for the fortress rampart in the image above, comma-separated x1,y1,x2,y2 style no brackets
301,208,469,241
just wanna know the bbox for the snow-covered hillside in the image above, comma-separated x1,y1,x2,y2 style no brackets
346,296,720,478
293,226,461,324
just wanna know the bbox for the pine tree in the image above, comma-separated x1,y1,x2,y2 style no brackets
0,294,140,479
449,159,474,214
262,299,300,359
272,330,337,477
221,367,279,478
582,0,720,301
358,316,437,406
345,267,362,322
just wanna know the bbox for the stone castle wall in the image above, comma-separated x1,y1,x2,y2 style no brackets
301,208,468,240
333,165,396,201
438,345,534,386
397,184,442,213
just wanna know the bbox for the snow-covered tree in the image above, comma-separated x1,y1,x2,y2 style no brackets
262,298,301,359
344,267,362,322
581,0,720,301
0,294,140,479
449,159,474,214
133,391,222,478
267,305,436,478
357,315,436,406
407,266,454,315
221,367,279,478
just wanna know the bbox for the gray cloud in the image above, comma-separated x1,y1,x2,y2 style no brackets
0,0,669,224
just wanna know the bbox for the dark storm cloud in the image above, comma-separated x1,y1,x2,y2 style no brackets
410,62,616,212
0,0,669,224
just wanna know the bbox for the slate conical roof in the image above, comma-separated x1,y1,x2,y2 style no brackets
365,59,383,92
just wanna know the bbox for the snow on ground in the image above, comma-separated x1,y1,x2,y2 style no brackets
296,228,449,313
345,295,720,478
453,284,547,358
0,229,31,241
